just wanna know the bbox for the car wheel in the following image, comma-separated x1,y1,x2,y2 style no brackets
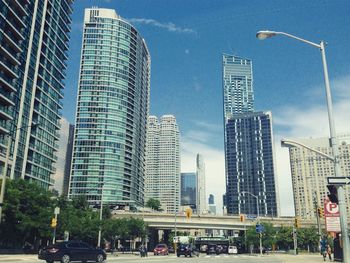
96,254,104,262
177,254,180,257
61,254,70,263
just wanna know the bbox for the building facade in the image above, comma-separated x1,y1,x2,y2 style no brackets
69,8,151,208
145,115,180,213
287,134,350,220
196,154,207,214
225,111,278,216
223,54,278,217
0,0,74,188
180,172,196,208
208,194,216,215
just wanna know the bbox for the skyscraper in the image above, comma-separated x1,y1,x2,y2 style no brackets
196,154,207,214
69,8,151,208
0,0,74,188
287,134,350,220
208,194,217,215
145,115,180,213
223,54,254,121
223,54,278,217
225,111,278,216
180,172,196,208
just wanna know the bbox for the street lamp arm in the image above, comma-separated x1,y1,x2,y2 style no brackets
281,139,334,161
256,30,321,48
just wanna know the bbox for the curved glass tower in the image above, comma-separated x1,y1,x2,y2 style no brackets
69,8,151,208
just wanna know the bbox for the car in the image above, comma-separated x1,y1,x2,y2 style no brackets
176,243,199,257
168,245,175,253
153,244,169,255
206,244,217,255
228,245,238,254
38,240,106,263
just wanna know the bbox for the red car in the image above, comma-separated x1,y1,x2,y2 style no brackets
153,244,169,255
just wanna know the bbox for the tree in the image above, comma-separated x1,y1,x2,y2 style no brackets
275,226,293,250
0,179,54,248
145,198,163,211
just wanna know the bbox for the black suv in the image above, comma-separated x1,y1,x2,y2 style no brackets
176,243,199,257
38,241,106,263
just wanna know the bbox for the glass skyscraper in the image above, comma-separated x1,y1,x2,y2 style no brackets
69,8,151,208
222,54,278,216
180,172,196,207
0,0,74,188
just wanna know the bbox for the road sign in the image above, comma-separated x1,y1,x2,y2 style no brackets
324,200,341,233
256,224,264,233
327,177,350,185
247,214,257,220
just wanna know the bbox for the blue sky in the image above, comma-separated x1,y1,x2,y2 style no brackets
63,0,350,215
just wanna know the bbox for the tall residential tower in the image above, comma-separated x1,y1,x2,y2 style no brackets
145,115,180,213
69,8,151,208
223,54,278,217
196,154,207,214
0,0,74,188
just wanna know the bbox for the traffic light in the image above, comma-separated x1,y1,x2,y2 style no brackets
317,207,324,218
327,184,338,204
240,214,245,222
294,217,300,228
51,218,57,228
185,208,192,219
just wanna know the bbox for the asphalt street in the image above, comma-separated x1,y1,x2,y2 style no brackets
0,253,324,263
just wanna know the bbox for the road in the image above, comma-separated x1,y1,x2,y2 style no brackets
0,253,323,263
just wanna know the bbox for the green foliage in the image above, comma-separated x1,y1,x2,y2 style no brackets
145,198,163,211
0,179,54,248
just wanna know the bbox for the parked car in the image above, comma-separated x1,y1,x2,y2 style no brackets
228,245,238,254
176,243,199,257
206,244,217,255
153,244,169,255
168,245,175,253
38,241,106,263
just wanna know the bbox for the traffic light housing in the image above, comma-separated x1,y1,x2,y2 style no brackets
327,184,338,204
240,214,245,222
51,218,57,228
294,217,300,228
185,208,192,219
317,207,324,218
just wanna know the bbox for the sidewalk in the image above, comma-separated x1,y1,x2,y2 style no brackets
0,254,38,262
272,253,331,263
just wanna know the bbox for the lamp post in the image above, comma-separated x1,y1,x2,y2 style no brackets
242,191,262,256
97,185,104,248
258,30,350,262
0,123,39,224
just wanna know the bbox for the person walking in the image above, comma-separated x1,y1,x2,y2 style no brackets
326,244,332,261
320,237,328,261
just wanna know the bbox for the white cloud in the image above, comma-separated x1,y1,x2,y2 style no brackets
273,74,350,216
127,18,196,34
185,49,190,54
180,74,350,217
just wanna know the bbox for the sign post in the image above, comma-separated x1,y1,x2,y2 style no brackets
324,200,341,233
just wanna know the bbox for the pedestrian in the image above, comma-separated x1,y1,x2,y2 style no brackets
326,244,332,261
320,237,327,261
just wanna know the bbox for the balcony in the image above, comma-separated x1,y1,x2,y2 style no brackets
0,108,13,121
0,45,20,66
0,59,18,78
0,74,16,92
0,93,15,106
2,30,22,53
10,0,28,16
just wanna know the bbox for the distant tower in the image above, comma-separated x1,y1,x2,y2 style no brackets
208,194,217,215
145,115,180,213
69,8,151,208
223,54,278,217
196,154,207,214
180,172,197,208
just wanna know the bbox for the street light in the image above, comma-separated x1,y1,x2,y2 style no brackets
97,184,104,248
0,123,39,223
241,191,262,256
257,30,350,262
